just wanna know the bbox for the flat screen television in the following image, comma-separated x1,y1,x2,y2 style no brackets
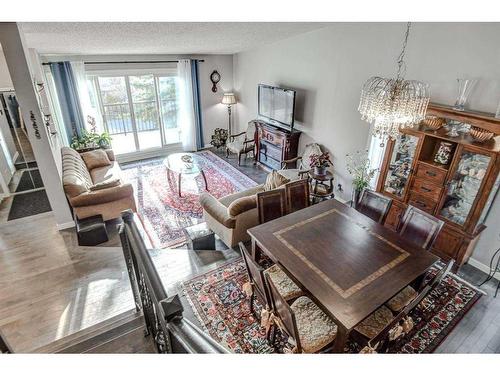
258,84,296,131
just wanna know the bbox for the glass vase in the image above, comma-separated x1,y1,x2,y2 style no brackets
453,78,478,111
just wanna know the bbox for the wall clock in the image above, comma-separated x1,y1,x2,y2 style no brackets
210,70,220,93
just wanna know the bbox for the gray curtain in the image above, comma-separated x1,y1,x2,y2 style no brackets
49,62,85,143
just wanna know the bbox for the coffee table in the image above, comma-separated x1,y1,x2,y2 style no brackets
165,153,208,197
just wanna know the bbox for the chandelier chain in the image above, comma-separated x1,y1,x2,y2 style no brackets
396,22,411,81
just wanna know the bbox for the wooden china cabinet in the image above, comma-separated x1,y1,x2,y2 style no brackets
376,103,500,267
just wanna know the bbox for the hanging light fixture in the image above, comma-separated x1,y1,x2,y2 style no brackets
358,22,430,143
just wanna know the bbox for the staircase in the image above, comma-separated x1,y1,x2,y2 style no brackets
33,310,155,354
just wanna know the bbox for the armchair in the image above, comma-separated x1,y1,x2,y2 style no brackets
226,122,256,165
278,143,323,181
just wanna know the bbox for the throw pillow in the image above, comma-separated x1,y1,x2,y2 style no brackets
263,170,290,191
228,195,257,217
81,149,112,170
89,178,121,191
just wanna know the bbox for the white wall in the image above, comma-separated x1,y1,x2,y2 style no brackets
0,48,14,90
0,23,74,228
42,53,234,148
232,22,500,270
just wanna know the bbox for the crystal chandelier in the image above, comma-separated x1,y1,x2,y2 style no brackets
358,23,430,142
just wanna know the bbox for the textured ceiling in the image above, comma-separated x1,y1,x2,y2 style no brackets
20,22,329,55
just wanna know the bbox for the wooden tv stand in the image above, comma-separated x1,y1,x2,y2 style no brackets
250,120,301,171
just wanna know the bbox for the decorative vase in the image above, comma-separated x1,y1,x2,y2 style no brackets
453,78,477,111
314,166,326,176
351,188,362,209
495,99,500,119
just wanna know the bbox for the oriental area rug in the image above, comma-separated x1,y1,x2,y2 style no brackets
182,258,482,354
121,151,257,248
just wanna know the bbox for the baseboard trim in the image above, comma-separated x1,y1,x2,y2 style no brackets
467,257,500,281
57,221,75,230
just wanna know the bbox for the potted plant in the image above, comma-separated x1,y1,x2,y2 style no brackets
346,150,378,208
70,130,112,152
309,152,332,176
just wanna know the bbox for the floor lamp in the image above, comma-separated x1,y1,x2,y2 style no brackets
222,93,237,137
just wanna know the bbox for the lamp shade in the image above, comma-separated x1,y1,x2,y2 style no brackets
222,93,237,105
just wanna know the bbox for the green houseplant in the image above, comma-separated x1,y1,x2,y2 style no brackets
70,130,112,151
346,150,378,208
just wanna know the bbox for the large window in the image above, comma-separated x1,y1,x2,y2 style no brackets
86,72,180,155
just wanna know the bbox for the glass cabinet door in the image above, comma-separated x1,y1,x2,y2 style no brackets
439,148,491,226
383,134,420,199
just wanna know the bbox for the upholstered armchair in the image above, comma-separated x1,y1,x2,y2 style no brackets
278,143,323,181
226,122,256,165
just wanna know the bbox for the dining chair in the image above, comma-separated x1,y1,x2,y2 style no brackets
356,189,392,224
256,189,286,224
398,205,444,251
284,178,310,214
239,242,303,320
265,269,338,353
354,260,453,353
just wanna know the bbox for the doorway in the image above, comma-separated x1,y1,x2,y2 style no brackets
0,90,51,222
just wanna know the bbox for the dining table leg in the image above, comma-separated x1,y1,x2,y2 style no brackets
332,326,348,353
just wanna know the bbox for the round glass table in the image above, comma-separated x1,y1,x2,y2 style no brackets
165,153,208,197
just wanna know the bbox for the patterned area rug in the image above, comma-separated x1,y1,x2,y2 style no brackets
121,151,257,248
182,258,482,353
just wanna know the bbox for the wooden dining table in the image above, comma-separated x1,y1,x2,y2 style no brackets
247,198,439,352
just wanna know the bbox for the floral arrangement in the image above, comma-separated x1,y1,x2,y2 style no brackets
309,152,332,168
346,150,378,192
210,128,228,149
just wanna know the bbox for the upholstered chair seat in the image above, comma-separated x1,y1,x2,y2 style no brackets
278,143,323,181
226,140,245,154
263,264,303,301
354,305,394,339
386,286,418,313
290,296,338,353
226,122,256,165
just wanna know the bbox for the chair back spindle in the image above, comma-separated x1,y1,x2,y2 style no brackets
257,189,286,224
398,205,444,251
285,179,310,214
356,189,392,223
265,271,301,352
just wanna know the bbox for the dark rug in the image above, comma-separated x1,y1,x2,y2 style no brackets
8,190,52,221
15,169,44,192
182,259,482,353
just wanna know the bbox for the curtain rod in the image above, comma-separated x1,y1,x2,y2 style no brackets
42,59,204,66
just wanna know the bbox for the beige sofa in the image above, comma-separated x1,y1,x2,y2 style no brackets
61,147,137,221
199,185,265,248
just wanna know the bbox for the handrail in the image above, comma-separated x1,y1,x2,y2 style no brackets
0,329,13,353
119,210,229,354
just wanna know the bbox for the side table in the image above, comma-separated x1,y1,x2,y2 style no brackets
183,222,216,250
308,170,335,204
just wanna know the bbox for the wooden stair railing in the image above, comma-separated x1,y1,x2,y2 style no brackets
119,210,229,354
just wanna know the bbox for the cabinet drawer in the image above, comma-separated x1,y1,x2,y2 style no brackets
384,201,406,231
259,128,284,147
415,162,447,185
411,178,443,201
260,141,282,161
259,151,281,170
408,192,436,214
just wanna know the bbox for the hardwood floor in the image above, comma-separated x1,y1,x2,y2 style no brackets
0,149,498,353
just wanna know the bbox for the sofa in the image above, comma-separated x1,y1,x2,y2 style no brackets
61,147,137,221
199,171,289,248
